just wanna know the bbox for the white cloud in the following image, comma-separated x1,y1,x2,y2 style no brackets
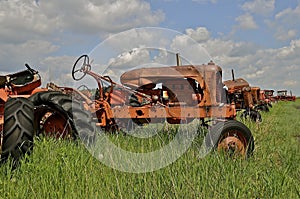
38,55,76,86
275,4,300,21
242,0,275,15
170,34,211,64
0,0,61,43
192,0,217,4
185,27,210,43
275,40,300,59
0,40,59,70
0,0,164,43
274,29,297,41
235,14,258,30
107,48,150,68
39,0,164,34
90,27,212,80
0,0,165,73
245,70,265,79
284,80,298,87
213,39,300,93
265,4,300,41
175,27,299,94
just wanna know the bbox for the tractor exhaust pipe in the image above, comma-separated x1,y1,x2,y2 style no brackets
231,69,235,81
176,53,181,66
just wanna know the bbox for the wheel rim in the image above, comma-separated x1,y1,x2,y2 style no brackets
36,106,73,139
41,112,72,139
217,130,247,156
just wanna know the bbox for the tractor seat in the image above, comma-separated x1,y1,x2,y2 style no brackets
0,76,6,87
9,70,34,86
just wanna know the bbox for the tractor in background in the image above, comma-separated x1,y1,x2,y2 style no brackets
262,89,277,103
223,70,265,122
250,87,271,112
276,90,296,101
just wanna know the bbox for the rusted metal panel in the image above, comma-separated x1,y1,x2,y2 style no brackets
111,104,236,121
223,78,249,91
120,65,205,88
120,62,223,106
251,87,260,104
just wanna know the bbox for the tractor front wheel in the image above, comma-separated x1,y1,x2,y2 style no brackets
205,120,254,158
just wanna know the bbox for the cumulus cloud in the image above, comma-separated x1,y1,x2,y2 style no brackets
215,39,300,93
0,0,164,42
274,29,297,41
82,27,212,84
175,27,299,94
284,80,298,87
88,27,211,81
245,70,265,79
39,55,76,86
235,14,258,30
192,0,217,4
185,27,211,43
264,3,300,41
242,0,275,15
172,27,299,94
170,34,211,64
0,0,165,72
53,0,164,34
107,48,151,68
0,40,59,71
0,1,61,44
274,40,300,59
275,4,300,22
276,6,300,36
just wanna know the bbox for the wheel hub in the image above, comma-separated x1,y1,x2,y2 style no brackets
218,136,246,156
42,112,72,139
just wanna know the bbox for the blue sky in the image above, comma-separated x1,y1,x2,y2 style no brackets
150,0,298,47
0,0,299,95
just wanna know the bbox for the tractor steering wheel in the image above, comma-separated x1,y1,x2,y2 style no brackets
72,54,91,81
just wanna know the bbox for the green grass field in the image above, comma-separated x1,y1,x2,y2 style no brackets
1,100,299,198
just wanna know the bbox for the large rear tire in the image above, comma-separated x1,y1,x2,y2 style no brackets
205,120,254,158
29,91,95,144
1,97,34,163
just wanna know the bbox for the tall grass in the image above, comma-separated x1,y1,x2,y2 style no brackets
1,100,299,198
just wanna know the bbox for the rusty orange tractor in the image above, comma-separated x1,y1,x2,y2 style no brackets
262,89,277,103
257,89,275,109
0,66,44,162
276,90,296,101
223,70,263,122
60,54,255,157
250,87,272,112
0,64,94,163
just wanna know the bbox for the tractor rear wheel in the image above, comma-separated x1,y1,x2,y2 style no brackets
205,120,254,158
29,91,95,144
1,97,34,163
